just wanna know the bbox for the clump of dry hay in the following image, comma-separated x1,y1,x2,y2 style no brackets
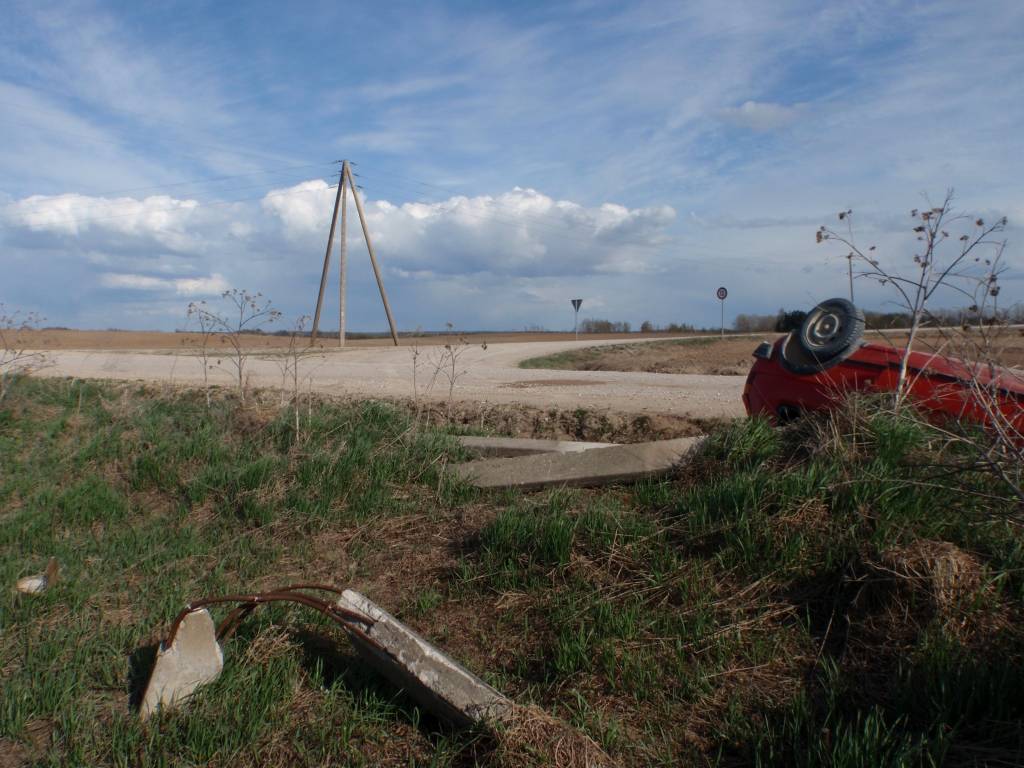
492,704,619,768
877,539,985,622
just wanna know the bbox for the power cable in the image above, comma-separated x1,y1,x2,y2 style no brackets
353,175,674,250
352,166,844,266
1,97,301,165
6,162,338,217
354,174,824,269
1,179,338,231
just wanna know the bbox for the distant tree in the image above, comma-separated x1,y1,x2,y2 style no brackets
579,318,632,334
734,313,776,333
774,309,807,332
640,320,655,333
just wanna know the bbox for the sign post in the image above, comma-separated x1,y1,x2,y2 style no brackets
716,286,728,338
571,298,583,340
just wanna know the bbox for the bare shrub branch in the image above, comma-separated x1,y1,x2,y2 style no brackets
186,289,281,403
0,304,50,402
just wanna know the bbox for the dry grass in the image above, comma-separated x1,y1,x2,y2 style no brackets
879,540,985,617
12,328,670,351
4,379,1024,766
522,326,1024,377
494,704,618,768
403,398,712,442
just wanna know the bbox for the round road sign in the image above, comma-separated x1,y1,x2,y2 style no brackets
716,286,728,300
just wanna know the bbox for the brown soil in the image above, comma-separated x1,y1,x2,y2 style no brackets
501,378,607,388
396,398,717,442
526,328,1024,376
529,337,771,376
14,328,681,351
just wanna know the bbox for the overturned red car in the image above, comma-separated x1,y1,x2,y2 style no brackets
743,298,1024,431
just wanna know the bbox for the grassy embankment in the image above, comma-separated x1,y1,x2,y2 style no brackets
519,337,721,370
2,377,1023,766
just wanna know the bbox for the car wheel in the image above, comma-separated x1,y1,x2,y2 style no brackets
798,298,865,359
780,298,865,374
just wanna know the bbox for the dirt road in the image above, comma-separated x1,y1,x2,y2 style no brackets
35,336,748,420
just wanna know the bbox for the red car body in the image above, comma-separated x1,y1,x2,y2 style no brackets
743,337,1024,431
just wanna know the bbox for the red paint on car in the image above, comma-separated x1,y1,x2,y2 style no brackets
744,337,1024,431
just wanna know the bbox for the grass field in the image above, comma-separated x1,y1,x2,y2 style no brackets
519,336,761,376
519,330,1024,376
11,328,673,351
2,377,1023,766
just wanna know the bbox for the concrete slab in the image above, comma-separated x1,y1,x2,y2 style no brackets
457,435,617,458
140,608,223,718
450,436,704,491
337,590,512,727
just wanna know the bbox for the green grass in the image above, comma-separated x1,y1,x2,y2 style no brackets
518,336,720,370
460,398,1024,765
0,377,478,766
2,377,1022,766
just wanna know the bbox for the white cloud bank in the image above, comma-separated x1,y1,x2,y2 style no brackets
4,193,202,251
261,181,677,277
99,272,230,295
1,182,685,328
4,176,1016,333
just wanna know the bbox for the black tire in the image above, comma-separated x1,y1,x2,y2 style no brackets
779,298,865,374
797,298,864,359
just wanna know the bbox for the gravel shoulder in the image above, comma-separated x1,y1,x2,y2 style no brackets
34,336,749,421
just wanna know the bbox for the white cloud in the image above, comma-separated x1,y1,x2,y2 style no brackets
5,193,201,251
100,273,166,291
2,1,1022,331
173,274,231,295
717,100,803,132
261,183,677,276
100,272,230,296
260,180,336,237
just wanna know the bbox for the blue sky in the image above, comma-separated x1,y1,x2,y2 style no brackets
1,0,1021,332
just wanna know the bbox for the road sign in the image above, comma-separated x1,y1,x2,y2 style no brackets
716,287,728,338
571,299,583,340
571,299,582,311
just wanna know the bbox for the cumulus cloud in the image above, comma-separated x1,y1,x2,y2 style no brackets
1,181,681,328
261,182,677,276
4,193,201,250
99,272,230,296
717,100,802,132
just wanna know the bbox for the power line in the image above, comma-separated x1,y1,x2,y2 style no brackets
353,167,837,266
1,97,301,165
352,164,466,196
5,162,338,216
354,173,823,268
1,179,339,231
0,152,835,272
354,174,673,250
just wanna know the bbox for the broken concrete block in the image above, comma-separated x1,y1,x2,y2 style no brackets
457,435,616,458
140,608,223,718
337,590,512,727
15,558,59,595
450,436,704,491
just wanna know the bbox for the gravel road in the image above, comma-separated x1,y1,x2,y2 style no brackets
36,336,748,420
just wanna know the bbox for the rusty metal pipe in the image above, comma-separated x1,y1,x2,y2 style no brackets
164,587,375,649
